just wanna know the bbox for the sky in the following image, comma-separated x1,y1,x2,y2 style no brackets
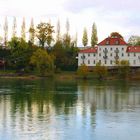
0,0,139,46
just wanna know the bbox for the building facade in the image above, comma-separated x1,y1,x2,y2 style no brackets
78,33,140,67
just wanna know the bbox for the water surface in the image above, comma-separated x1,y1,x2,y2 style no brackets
0,79,140,140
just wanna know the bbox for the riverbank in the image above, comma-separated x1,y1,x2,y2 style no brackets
0,70,140,81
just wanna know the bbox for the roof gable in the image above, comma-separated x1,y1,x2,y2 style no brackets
98,37,127,46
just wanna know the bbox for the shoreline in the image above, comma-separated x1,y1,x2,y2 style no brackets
0,72,140,81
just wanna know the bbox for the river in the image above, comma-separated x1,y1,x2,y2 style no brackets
0,79,140,140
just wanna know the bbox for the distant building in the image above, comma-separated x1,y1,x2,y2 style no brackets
77,32,140,68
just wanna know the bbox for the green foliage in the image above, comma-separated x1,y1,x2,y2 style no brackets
8,37,35,70
82,28,88,47
21,17,26,40
36,22,54,48
29,18,35,44
63,34,71,48
30,48,54,76
91,23,98,47
94,62,108,80
117,60,130,78
77,64,88,79
52,42,78,71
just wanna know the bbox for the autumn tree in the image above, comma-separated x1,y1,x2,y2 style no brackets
21,17,26,41
30,48,54,76
3,17,8,47
36,22,54,48
29,18,35,44
12,17,17,38
110,32,124,39
91,23,98,47
77,64,88,79
94,62,108,80
117,60,130,78
82,28,88,47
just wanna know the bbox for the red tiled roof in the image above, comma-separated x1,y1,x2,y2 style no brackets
79,47,97,53
126,46,140,53
98,37,127,46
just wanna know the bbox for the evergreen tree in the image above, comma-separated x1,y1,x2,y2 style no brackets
63,19,71,47
82,28,88,47
91,23,98,47
12,17,17,38
66,18,70,35
29,18,35,44
21,17,26,41
3,17,8,46
56,19,61,42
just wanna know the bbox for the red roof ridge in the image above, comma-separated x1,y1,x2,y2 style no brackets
79,47,98,53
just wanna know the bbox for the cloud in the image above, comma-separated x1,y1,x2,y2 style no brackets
64,0,140,13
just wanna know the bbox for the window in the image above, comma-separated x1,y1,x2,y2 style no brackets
99,48,101,51
128,53,130,57
106,41,109,45
105,60,107,64
93,60,95,64
122,53,124,57
134,53,136,57
110,48,112,51
99,53,101,57
110,60,112,64
115,40,119,45
110,53,112,57
88,53,90,57
93,54,96,57
99,60,101,64
122,48,124,51
134,60,136,65
88,60,90,64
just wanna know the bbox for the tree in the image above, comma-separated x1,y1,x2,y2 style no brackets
8,37,35,70
94,62,107,80
56,19,61,42
3,17,8,47
36,22,54,48
117,60,130,78
21,17,26,41
128,35,140,46
66,18,70,35
91,23,98,47
77,64,88,79
63,19,71,47
63,33,71,48
30,48,54,76
110,32,124,39
12,17,17,38
29,18,35,44
82,28,88,47
46,23,54,48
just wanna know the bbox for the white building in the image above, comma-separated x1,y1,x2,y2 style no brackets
78,33,140,68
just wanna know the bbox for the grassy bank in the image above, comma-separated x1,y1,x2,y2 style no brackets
0,70,140,81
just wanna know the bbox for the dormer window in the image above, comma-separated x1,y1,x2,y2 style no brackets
115,40,119,45
106,41,109,45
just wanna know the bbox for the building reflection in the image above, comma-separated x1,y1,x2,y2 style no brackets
0,79,140,139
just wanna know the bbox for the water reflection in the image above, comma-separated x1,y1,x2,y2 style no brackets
0,79,140,140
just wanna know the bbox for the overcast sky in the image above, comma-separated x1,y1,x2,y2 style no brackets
0,0,139,46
